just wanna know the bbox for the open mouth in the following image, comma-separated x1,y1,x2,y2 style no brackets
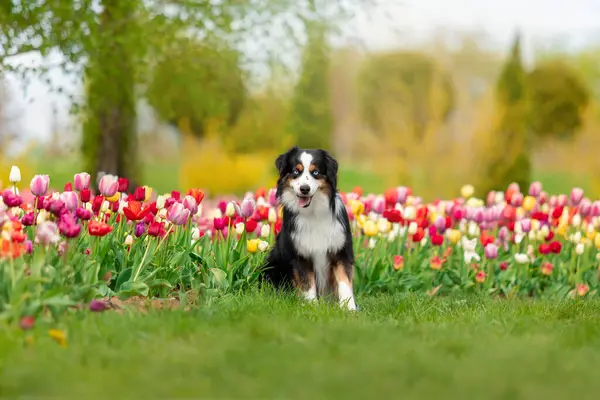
297,195,313,208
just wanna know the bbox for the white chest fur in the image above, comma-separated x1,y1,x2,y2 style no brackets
291,196,346,294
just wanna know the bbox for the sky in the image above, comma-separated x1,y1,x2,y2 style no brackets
2,0,599,148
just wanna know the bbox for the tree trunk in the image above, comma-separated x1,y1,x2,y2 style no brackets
82,0,139,190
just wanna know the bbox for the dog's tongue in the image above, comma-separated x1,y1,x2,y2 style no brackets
298,197,311,208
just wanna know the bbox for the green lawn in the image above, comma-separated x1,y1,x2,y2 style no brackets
2,293,600,399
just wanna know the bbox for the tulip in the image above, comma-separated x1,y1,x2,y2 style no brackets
182,195,198,216
540,262,553,276
58,213,81,238
396,186,409,204
9,165,21,184
89,299,109,312
528,181,542,197
98,174,119,197
36,221,61,246
134,222,146,237
247,238,259,253
260,223,270,238
30,174,50,197
118,178,129,193
19,316,35,330
475,270,486,283
167,202,191,225
514,253,529,264
393,255,404,271
460,184,474,199
258,240,269,252
570,187,584,207
484,243,498,259
240,196,256,218
74,172,91,191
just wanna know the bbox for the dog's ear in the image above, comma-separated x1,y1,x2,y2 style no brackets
323,150,338,190
275,146,299,175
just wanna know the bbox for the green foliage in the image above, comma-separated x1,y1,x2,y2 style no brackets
527,60,591,140
287,22,333,149
357,51,455,140
482,34,531,194
146,37,246,138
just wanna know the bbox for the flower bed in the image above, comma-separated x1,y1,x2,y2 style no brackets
1,166,599,334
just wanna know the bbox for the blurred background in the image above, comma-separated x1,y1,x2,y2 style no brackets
1,0,599,201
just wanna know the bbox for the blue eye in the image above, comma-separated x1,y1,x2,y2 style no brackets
312,170,319,177
293,169,300,176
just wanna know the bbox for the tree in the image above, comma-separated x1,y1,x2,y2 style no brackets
526,60,590,140
287,21,333,150
1,0,371,185
146,36,246,139
481,33,531,194
357,51,455,142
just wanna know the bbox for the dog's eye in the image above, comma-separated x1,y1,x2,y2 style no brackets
292,169,300,176
312,170,319,177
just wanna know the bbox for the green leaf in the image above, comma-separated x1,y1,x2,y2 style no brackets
211,268,228,288
118,281,150,299
115,268,133,290
147,279,173,290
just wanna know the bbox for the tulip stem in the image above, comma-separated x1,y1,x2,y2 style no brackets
133,239,152,282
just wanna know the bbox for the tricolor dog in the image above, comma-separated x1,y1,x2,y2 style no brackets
261,146,357,311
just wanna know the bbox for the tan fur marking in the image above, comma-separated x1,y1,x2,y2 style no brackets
309,164,317,172
296,163,304,172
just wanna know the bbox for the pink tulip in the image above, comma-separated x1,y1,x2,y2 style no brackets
570,188,584,207
167,202,191,225
240,196,256,218
528,181,542,197
182,195,198,215
267,189,277,207
484,243,498,259
396,186,408,204
98,174,119,197
30,174,50,197
74,172,91,191
60,191,79,212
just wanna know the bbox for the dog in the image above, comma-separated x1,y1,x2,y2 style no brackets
261,146,357,311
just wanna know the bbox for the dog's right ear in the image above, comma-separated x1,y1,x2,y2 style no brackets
275,146,299,174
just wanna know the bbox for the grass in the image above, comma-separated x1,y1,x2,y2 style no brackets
3,293,600,399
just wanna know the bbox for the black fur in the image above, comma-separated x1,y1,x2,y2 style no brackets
260,146,355,303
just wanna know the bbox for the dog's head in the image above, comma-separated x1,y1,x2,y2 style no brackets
274,146,339,212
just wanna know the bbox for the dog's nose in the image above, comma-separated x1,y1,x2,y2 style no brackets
299,185,310,195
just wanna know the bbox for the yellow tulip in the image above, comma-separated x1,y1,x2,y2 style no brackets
555,224,567,238
522,196,536,212
143,186,153,202
105,192,120,203
349,200,365,216
363,220,378,237
48,329,67,348
356,214,367,228
247,239,259,253
594,233,600,249
447,229,461,245
460,184,474,198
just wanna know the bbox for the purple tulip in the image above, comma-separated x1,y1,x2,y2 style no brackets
135,221,146,237
89,299,109,312
182,195,198,216
60,191,79,212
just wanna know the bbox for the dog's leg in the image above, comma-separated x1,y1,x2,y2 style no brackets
333,262,357,311
292,260,317,302
303,271,317,301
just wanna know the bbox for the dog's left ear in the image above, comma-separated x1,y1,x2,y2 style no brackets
323,150,338,190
